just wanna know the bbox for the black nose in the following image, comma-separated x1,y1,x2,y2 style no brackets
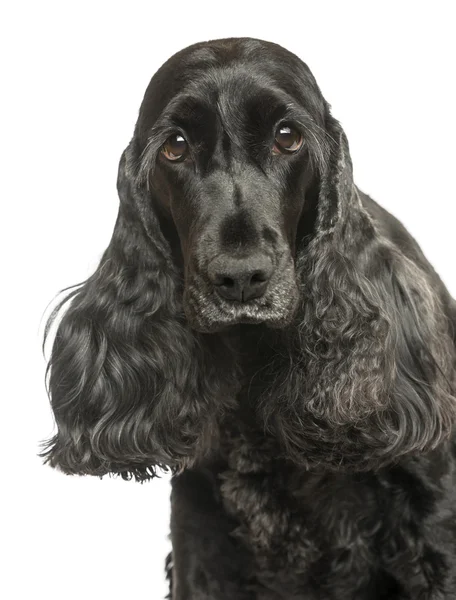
208,255,273,302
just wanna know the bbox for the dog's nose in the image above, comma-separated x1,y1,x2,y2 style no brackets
208,255,273,302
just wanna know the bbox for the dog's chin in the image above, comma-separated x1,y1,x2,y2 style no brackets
183,283,300,334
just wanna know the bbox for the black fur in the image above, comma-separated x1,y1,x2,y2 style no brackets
42,38,456,598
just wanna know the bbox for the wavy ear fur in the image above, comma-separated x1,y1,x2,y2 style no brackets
42,144,234,481
263,114,456,470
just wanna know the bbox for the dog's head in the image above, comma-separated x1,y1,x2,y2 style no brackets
42,39,456,479
126,38,337,332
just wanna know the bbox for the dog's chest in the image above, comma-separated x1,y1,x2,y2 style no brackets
218,430,381,593
217,429,450,598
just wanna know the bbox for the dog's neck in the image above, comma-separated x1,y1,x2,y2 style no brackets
206,324,285,426
215,322,280,372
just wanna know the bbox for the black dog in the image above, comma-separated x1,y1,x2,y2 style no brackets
43,38,456,599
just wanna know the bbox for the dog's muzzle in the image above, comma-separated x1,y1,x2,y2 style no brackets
183,250,300,332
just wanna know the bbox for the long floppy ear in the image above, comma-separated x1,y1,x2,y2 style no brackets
41,143,229,481
267,113,456,470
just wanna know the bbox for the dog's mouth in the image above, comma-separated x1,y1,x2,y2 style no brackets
183,263,300,333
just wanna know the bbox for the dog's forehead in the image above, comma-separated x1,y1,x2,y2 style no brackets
171,70,290,127
136,39,325,141
138,67,282,137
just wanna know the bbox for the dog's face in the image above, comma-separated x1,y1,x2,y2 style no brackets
137,40,328,332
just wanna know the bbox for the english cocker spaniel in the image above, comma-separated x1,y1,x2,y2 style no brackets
42,38,456,599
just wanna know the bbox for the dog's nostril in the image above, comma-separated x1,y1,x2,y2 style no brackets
250,271,267,284
222,277,235,288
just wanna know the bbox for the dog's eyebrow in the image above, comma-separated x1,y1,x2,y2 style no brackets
281,103,321,127
253,89,325,133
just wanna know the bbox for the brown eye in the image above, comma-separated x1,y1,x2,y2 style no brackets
273,125,303,154
161,134,188,161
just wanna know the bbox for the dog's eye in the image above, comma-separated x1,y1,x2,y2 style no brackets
161,134,188,161
273,126,303,154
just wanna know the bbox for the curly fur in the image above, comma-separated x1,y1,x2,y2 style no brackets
42,38,456,599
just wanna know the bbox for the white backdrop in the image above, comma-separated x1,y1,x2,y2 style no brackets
2,1,455,599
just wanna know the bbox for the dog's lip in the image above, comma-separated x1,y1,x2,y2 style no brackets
189,314,275,333
208,298,275,320
187,302,297,333
219,312,269,325
196,305,271,327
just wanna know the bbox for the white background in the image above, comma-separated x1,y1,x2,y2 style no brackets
2,1,455,599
